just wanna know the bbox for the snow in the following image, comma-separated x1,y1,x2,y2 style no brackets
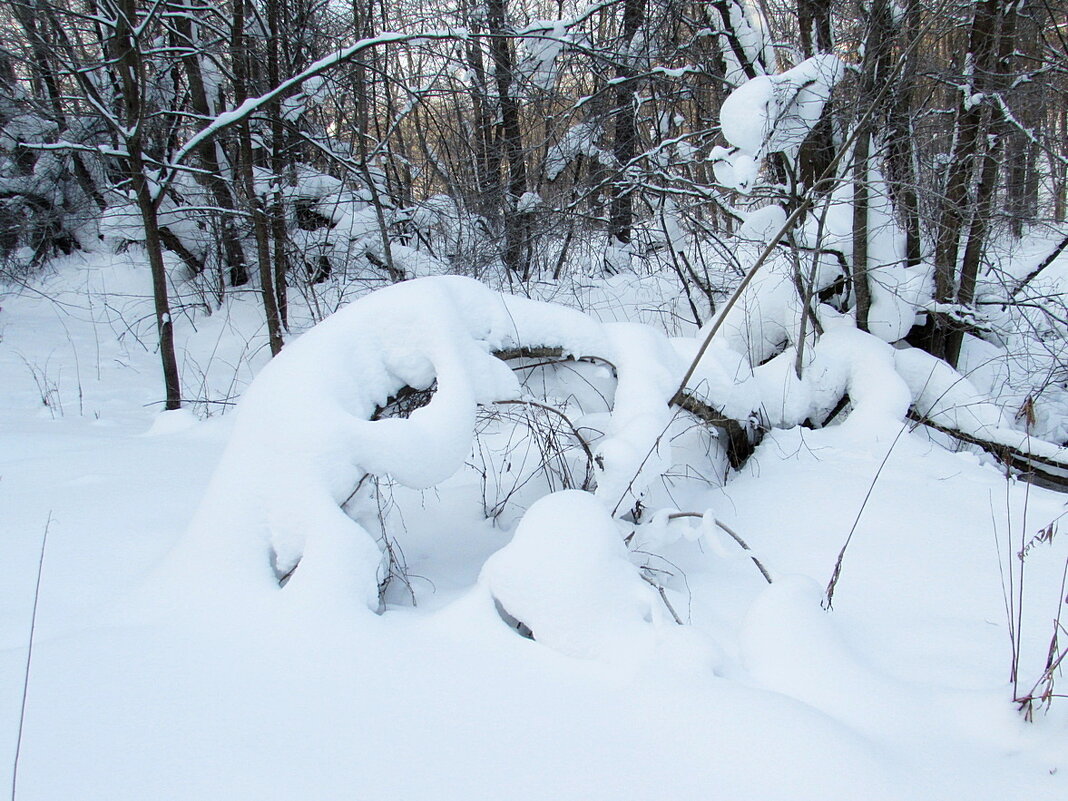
2,253,1068,801
710,145,760,193
847,164,929,343
3,3,1067,795
695,247,810,366
167,278,524,607
713,0,776,84
895,345,1068,464
713,53,844,195
518,21,572,91
896,345,1013,432
737,204,787,242
516,190,540,213
720,54,844,159
545,122,611,182
480,490,669,661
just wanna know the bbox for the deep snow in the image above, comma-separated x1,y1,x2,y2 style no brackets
2,253,1067,800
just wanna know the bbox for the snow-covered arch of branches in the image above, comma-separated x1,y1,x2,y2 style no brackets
173,277,696,610
166,277,1068,631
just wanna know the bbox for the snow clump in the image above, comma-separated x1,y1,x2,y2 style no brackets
480,490,668,660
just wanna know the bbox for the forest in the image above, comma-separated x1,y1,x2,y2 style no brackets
2,1,1068,799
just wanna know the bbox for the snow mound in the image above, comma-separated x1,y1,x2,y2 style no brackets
895,346,1011,432
593,322,680,512
480,490,667,660
714,53,843,193
741,576,916,734
746,327,911,430
159,276,1062,622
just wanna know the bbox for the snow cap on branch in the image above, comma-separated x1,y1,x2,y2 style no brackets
721,54,844,158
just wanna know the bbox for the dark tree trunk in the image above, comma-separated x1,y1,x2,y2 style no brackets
267,0,288,327
168,1,249,286
852,129,872,331
796,0,835,192
486,0,530,280
884,0,922,267
112,0,182,408
927,0,1003,362
608,0,646,246
945,1,1021,366
463,4,498,222
232,0,283,356
798,0,832,57
851,0,894,332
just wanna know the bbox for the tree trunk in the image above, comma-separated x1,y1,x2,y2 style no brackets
133,165,183,410
462,3,498,222
798,0,832,57
851,129,872,331
608,0,646,246
796,0,835,191
267,0,288,327
1057,105,1068,222
111,0,182,408
885,0,922,267
927,0,1003,362
168,0,249,287
945,1,1021,366
232,0,283,356
851,0,894,332
486,0,530,280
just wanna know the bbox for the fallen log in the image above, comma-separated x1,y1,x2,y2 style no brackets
671,392,756,469
1012,233,1068,297
372,345,756,470
907,410,1068,492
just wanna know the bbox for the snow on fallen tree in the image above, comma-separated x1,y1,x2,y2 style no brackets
895,347,1068,488
169,277,753,610
165,277,1068,619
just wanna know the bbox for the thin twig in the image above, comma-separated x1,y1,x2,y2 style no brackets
12,512,52,801
490,399,596,467
823,422,910,610
640,576,684,625
665,512,772,584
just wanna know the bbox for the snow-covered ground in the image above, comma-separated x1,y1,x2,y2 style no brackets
2,252,1067,800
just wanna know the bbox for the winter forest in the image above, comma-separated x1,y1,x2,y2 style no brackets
2,0,1068,798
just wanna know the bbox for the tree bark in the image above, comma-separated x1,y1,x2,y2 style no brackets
884,0,922,267
796,0,835,191
267,0,288,327
851,0,894,332
168,1,249,287
928,0,1003,362
608,0,646,246
232,0,283,356
111,0,182,408
851,129,872,331
486,0,530,280
946,0,1021,366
